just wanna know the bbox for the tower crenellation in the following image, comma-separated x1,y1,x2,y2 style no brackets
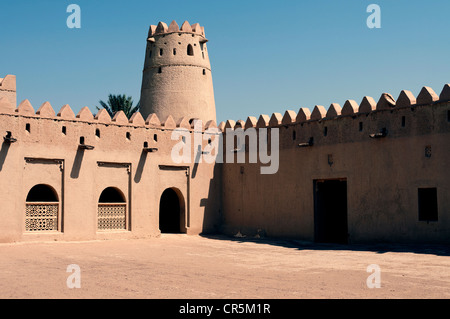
0,75,16,113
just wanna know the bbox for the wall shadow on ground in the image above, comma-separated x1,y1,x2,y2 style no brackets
199,234,450,257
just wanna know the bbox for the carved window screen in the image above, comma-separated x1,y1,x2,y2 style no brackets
25,203,58,232
98,203,127,231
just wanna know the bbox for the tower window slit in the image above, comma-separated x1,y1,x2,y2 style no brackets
187,44,194,56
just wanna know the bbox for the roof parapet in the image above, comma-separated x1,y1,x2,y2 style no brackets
296,108,311,123
149,20,206,37
440,84,450,102
94,108,111,124
311,105,327,121
396,90,416,107
376,93,396,110
326,103,342,119
341,100,358,116
359,96,376,113
417,86,439,105
256,115,270,128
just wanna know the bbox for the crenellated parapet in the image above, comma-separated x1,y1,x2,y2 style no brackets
148,21,207,39
0,75,17,112
2,74,449,156
218,84,450,132
0,94,217,135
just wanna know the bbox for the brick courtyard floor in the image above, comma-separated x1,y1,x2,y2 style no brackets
0,234,448,299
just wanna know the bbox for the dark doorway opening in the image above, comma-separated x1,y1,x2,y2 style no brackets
418,188,438,222
314,179,348,244
159,188,185,234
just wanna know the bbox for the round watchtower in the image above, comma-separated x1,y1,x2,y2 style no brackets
140,21,217,124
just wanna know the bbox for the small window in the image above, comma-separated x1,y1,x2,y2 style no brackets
292,130,296,140
202,52,205,59
95,128,101,138
173,48,177,55
203,69,206,75
143,141,148,148
160,48,163,56
158,67,162,74
324,127,328,137
26,123,30,133
447,110,450,122
208,138,212,145
359,122,363,132
182,136,186,143
80,136,85,145
153,134,158,142
149,50,152,58
126,132,131,140
401,116,406,127
187,44,194,56
425,145,432,158
62,126,67,135
418,188,438,221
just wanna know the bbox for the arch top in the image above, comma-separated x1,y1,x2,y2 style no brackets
98,187,126,203
26,184,59,202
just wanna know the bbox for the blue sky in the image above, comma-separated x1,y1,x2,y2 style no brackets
1,0,449,123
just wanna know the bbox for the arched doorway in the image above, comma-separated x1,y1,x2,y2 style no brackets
25,184,59,232
159,188,185,233
98,187,127,231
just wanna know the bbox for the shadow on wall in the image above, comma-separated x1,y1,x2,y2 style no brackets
199,234,450,257
0,141,10,171
134,150,147,183
70,148,84,179
200,160,223,235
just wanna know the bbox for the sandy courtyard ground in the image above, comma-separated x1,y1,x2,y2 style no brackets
0,234,448,299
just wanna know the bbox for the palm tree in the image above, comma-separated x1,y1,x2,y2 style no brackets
96,94,140,119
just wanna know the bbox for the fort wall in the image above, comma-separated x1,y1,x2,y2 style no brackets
0,96,221,243
220,84,450,244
